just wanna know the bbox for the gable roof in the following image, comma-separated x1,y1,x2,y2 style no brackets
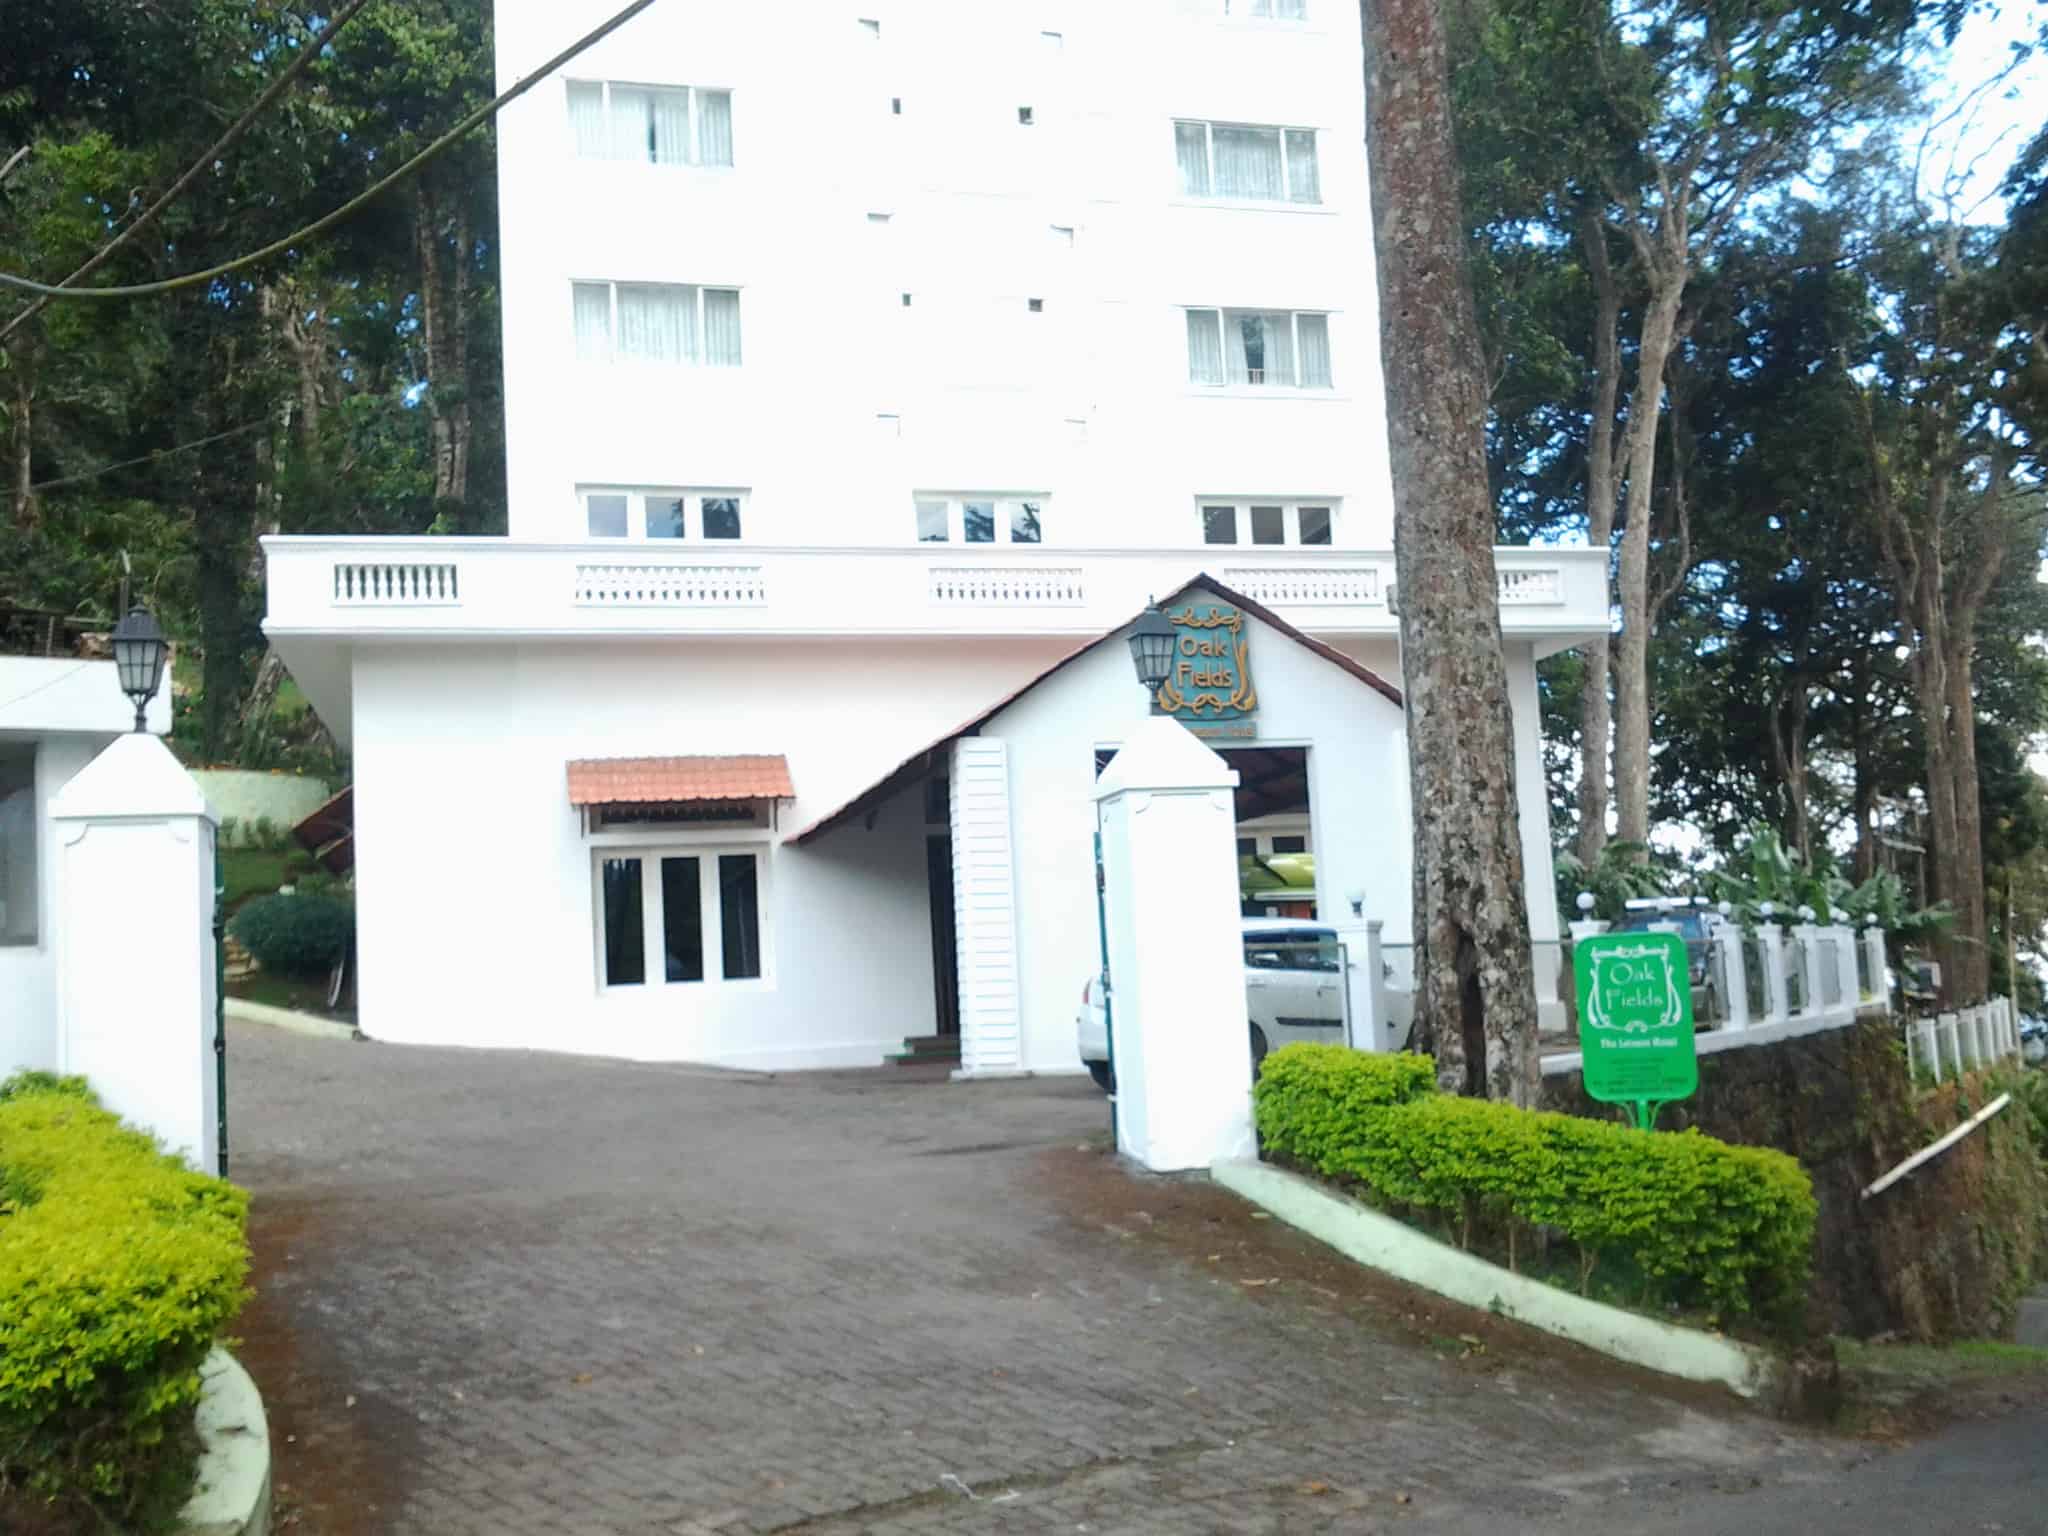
787,574,1401,846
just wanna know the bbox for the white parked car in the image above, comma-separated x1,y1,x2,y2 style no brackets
1076,918,1348,1092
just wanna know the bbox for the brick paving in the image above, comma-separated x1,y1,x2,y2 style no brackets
231,1024,1852,1535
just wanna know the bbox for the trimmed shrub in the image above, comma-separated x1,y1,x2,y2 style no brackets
230,890,353,978
0,1083,249,1528
1254,1043,1818,1332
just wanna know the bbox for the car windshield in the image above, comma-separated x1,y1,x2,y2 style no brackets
1616,911,1707,941
1244,931,1341,972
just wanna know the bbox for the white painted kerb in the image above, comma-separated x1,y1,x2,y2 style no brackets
1211,1158,1778,1400
178,1348,272,1536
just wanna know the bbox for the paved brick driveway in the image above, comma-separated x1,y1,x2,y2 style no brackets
232,1024,1851,1535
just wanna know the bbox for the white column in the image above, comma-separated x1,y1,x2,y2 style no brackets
1362,919,1387,1052
1757,921,1791,1024
1791,922,1824,1019
1918,1017,1941,1082
50,734,220,1173
1717,926,1750,1032
1831,926,1859,1016
948,737,1022,1078
1939,1011,1963,1076
1094,716,1255,1173
1863,922,1889,1011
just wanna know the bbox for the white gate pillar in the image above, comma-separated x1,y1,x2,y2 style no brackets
1094,716,1254,1173
50,734,220,1172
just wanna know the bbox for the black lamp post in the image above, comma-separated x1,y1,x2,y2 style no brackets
110,607,169,733
1126,602,1176,702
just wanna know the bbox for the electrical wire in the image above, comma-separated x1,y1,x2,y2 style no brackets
27,420,269,493
0,0,667,305
0,0,376,346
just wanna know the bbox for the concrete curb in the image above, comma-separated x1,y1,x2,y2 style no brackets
177,1348,271,1536
1211,1158,1780,1401
225,997,357,1042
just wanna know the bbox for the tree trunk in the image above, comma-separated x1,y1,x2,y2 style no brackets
1360,0,1539,1105
1943,637,1991,1000
1766,685,1811,862
416,187,473,511
1609,275,1686,847
1574,211,1621,864
7,346,34,530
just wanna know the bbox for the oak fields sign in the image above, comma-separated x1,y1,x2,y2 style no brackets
1573,930,1697,1130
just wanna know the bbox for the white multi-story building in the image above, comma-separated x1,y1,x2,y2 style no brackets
261,0,1604,1072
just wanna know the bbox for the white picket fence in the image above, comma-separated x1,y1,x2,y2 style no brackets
1901,997,2023,1082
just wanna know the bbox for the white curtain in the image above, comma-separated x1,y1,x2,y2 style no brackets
568,82,608,159
1212,126,1284,199
651,88,692,165
572,282,613,360
1174,122,1210,196
1223,309,1250,383
1277,0,1307,16
610,86,653,161
702,288,742,365
1286,130,1320,202
697,90,734,166
1258,310,1296,384
1298,313,1332,387
618,283,695,361
1186,309,1224,385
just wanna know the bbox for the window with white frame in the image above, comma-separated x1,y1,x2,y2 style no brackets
1186,308,1332,388
572,282,742,366
1174,121,1320,203
913,494,1046,545
1198,500,1337,546
567,80,734,166
597,847,766,990
579,487,747,541
0,744,35,947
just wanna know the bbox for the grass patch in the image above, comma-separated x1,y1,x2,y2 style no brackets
1835,1335,2048,1434
227,971,353,1023
218,846,318,912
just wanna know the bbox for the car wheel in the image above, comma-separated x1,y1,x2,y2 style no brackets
1250,1025,1271,1076
1086,1059,1115,1093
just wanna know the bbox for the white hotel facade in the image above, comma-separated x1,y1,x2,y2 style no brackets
261,0,1606,1072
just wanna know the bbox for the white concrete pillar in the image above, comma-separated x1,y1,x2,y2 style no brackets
1716,927,1750,1032
1918,1017,1941,1082
1757,922,1790,1024
1862,921,1888,1009
1939,1011,1963,1076
1791,923,1825,1019
1362,919,1388,1051
51,734,220,1172
1830,926,1859,1016
1094,716,1255,1173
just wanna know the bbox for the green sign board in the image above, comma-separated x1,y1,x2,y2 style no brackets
1574,930,1697,1129
1154,600,1257,739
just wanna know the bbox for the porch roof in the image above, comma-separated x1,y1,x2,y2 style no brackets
787,574,1401,847
566,754,794,808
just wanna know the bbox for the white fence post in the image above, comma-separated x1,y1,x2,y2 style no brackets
1361,919,1387,1052
1792,917,1825,1020
1940,1011,1963,1076
1863,920,1889,1011
1918,1017,1942,1082
1830,923,1860,1016
1758,917,1791,1025
51,735,221,1173
1717,924,1750,1032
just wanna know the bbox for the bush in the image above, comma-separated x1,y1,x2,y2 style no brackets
1254,1043,1818,1333
230,890,353,978
0,1083,249,1528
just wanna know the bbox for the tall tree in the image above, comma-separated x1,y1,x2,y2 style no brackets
1360,0,1539,1103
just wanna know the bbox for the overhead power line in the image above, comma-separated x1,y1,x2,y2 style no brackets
0,0,667,306
0,0,376,346
28,420,269,493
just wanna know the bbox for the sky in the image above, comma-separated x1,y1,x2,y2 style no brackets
1919,0,2044,217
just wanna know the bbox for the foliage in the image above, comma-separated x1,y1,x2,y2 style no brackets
0,1083,249,1529
229,891,353,978
1255,1043,1818,1332
1551,839,1670,926
1703,825,1952,941
218,846,320,912
2016,1070,2048,1172
0,1073,90,1106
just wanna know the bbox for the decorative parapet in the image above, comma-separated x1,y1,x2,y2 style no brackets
573,563,768,607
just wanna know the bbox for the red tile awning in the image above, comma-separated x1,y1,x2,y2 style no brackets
566,755,794,808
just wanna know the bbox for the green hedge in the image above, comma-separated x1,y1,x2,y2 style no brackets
1254,1043,1817,1332
0,1077,250,1528
230,889,353,978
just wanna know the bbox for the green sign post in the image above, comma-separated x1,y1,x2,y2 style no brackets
1573,930,1697,1131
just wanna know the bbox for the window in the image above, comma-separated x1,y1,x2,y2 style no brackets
579,487,748,541
1271,835,1308,854
567,80,733,166
1236,837,1257,858
595,847,768,990
1185,308,1332,388
571,282,741,366
0,746,34,947
1224,0,1308,17
1197,501,1338,545
1173,121,1320,204
913,495,1049,545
